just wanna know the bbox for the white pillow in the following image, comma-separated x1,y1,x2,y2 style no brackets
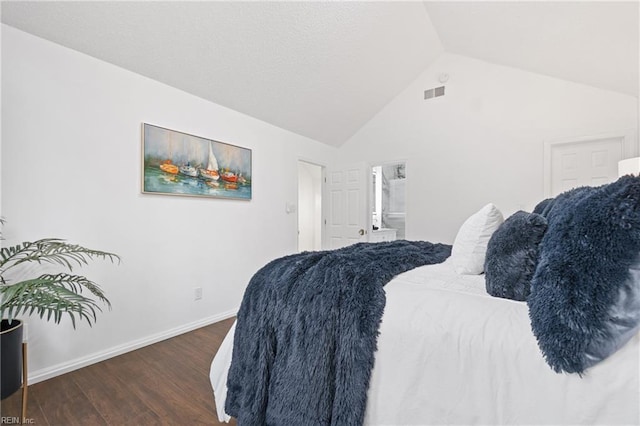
450,203,504,275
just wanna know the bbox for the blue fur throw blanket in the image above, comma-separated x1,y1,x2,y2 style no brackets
225,240,451,425
529,176,640,374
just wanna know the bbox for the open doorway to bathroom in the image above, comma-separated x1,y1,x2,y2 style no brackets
371,162,406,242
298,160,324,252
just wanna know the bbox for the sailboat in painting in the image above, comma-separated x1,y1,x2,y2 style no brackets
199,141,220,181
160,160,179,174
159,132,179,174
179,163,198,177
221,171,237,183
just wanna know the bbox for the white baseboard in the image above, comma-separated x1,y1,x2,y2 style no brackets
28,308,238,385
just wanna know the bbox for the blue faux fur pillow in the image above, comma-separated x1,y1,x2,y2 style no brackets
529,176,640,374
484,211,547,301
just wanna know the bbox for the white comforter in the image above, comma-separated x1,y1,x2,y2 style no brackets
210,259,640,425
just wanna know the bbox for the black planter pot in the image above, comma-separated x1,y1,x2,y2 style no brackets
1,319,23,399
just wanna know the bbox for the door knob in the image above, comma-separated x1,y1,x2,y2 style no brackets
359,229,365,236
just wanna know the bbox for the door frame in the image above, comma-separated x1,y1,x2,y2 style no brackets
297,158,326,252
368,159,408,237
543,129,638,197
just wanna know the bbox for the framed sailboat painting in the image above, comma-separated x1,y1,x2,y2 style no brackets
142,123,252,200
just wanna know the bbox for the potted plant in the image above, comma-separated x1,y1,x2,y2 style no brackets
0,224,119,399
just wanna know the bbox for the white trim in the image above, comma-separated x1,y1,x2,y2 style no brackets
543,129,638,197
28,308,238,384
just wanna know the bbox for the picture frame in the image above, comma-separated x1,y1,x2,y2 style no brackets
142,123,252,200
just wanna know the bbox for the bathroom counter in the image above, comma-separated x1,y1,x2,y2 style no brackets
370,228,397,242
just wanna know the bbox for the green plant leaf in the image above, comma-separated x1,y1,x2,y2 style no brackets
0,234,119,328
0,239,119,276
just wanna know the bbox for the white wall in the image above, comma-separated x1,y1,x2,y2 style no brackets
339,53,639,244
1,25,336,381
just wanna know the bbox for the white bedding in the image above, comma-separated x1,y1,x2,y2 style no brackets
210,259,640,425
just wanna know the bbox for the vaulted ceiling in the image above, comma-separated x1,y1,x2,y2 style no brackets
2,1,638,147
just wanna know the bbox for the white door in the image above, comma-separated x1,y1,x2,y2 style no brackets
548,137,625,197
325,163,369,249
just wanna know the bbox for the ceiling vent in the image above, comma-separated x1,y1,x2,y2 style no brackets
424,86,445,100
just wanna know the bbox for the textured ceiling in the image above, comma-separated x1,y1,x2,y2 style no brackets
2,1,638,147
425,1,639,98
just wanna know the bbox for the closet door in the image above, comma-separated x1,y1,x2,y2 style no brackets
545,134,635,197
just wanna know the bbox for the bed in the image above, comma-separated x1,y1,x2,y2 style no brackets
210,176,640,425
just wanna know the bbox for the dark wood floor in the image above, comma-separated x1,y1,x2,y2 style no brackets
1,317,237,425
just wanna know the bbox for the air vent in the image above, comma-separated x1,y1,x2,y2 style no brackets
424,86,445,100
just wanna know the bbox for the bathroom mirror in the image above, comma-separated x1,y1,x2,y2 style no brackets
371,162,406,242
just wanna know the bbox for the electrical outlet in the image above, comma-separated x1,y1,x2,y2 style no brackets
194,287,203,301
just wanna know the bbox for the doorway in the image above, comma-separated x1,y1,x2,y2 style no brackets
371,162,406,241
298,161,323,252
